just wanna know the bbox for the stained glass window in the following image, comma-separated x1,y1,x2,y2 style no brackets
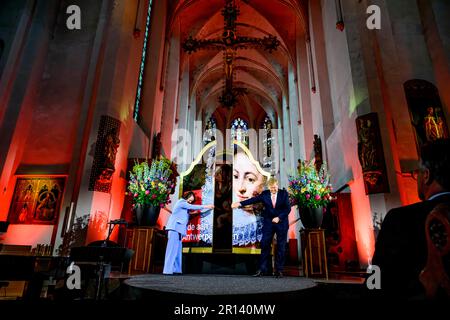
261,116,273,169
0,40,4,62
133,0,154,122
231,117,249,147
203,117,217,145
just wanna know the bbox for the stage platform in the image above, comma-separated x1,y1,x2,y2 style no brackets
123,274,319,301
183,252,260,274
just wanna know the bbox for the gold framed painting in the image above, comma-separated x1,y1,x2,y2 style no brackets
7,176,66,225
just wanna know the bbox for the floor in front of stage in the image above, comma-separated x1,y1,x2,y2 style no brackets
119,272,368,301
124,274,316,296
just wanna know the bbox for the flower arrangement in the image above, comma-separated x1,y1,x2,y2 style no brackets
288,159,333,208
127,158,175,208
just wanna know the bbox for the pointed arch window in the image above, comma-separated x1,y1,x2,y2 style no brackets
231,118,249,147
133,0,154,122
261,116,273,169
0,39,4,77
203,117,217,145
0,39,4,62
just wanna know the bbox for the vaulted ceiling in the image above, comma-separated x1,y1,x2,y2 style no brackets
167,0,308,129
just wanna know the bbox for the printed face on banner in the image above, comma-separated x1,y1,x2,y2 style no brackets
232,145,268,250
179,142,269,253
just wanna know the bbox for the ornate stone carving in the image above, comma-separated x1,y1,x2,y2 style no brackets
89,116,121,193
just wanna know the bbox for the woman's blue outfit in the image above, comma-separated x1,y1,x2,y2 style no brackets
163,199,210,274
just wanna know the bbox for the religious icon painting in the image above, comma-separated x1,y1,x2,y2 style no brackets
404,79,449,154
7,177,66,225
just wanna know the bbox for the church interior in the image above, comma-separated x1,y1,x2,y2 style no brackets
0,0,449,306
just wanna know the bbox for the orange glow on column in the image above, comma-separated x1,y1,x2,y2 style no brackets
85,192,111,244
85,128,134,245
349,177,375,267
158,208,171,230
288,207,297,239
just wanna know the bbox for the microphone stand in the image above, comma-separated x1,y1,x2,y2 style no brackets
96,220,128,300
102,219,128,247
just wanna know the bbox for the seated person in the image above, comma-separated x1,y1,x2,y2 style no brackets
372,139,450,298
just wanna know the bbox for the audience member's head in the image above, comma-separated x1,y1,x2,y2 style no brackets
417,139,450,200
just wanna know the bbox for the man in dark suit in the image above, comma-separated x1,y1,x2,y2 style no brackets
372,138,450,297
232,177,291,277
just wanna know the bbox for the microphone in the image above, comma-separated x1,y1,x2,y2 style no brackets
107,219,128,226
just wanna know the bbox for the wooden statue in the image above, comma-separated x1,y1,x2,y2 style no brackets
424,106,448,142
313,134,323,173
98,128,120,184
356,113,389,194
152,132,162,159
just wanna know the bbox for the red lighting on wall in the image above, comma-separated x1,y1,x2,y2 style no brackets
348,177,375,267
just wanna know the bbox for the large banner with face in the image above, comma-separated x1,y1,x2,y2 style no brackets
178,141,270,254
232,142,271,253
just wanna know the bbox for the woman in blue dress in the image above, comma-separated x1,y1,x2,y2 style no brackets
163,191,214,275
